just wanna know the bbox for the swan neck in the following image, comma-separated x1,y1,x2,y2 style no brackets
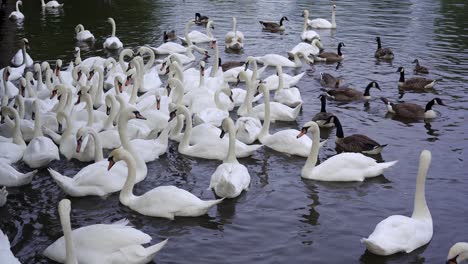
399,71,405,83
331,8,336,27
277,67,284,91
87,129,104,161
214,88,224,110
119,150,138,206
179,105,192,149
33,103,43,138
83,94,94,127
11,110,25,145
21,42,27,66
110,19,116,37
304,126,320,172
16,1,20,11
103,96,117,129
303,12,308,32
184,21,193,46
293,53,302,67
411,154,432,220
259,88,271,139
211,44,219,77
58,206,78,264
144,48,155,72
17,96,25,118
95,67,104,106
225,119,238,163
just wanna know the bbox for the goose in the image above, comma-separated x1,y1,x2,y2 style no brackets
103,18,123,50
225,17,244,50
44,199,167,264
287,38,323,59
0,229,20,264
8,1,24,20
362,150,432,255
324,81,381,102
22,101,60,168
325,115,387,154
163,30,177,42
298,121,397,181
259,16,289,32
41,0,63,8
301,10,320,41
397,67,440,91
0,159,37,187
447,242,468,264
220,58,244,71
254,52,313,68
180,20,215,45
374,37,394,60
10,38,33,68
75,24,94,42
258,84,324,157
0,187,6,207
0,107,26,164
318,42,345,62
48,127,132,197
209,118,250,198
273,65,302,107
195,12,209,25
308,4,337,29
108,147,224,220
381,97,445,120
412,59,429,74
320,72,340,88
312,94,334,128
193,86,234,127
173,104,262,160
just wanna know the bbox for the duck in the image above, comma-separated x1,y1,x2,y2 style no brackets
209,117,250,198
312,94,334,128
225,17,244,50
374,37,394,60
308,4,337,29
361,150,433,255
163,30,177,42
0,229,20,264
298,121,397,181
381,97,445,120
324,81,381,102
0,187,7,207
412,59,429,74
0,159,37,187
44,199,168,264
318,42,345,62
195,12,209,25
301,10,319,41
447,242,468,264
8,1,24,20
273,65,303,107
0,107,26,164
75,24,95,42
325,115,387,154
41,0,63,8
257,84,325,157
108,147,224,220
103,18,123,50
259,16,289,32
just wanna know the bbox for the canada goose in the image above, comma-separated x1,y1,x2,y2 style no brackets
219,58,244,71
259,16,289,32
374,37,394,60
381,97,445,119
195,12,209,25
320,72,340,88
163,30,177,42
325,115,387,154
312,94,334,128
412,59,429,74
318,42,345,62
324,81,381,102
397,67,440,90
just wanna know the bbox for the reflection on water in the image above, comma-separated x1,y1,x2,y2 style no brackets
0,0,468,263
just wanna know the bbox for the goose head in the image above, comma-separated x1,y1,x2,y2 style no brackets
412,59,419,64
338,42,345,49
280,16,289,23
396,66,405,73
366,81,381,91
297,121,318,138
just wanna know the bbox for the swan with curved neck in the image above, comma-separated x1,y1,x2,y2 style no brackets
273,65,303,107
44,199,168,263
209,117,250,198
309,4,337,29
298,121,397,181
74,24,94,41
447,243,468,264
301,10,319,41
0,107,26,164
181,20,215,45
362,150,433,255
108,147,223,220
103,18,123,49
8,1,24,21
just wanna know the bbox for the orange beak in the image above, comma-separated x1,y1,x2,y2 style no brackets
50,89,57,99
107,159,115,171
296,129,306,139
76,137,82,153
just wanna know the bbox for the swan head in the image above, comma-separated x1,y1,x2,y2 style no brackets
73,47,80,57
74,24,84,34
447,242,468,264
2,66,10,81
75,127,90,153
127,107,146,121
207,20,214,29
114,76,124,93
55,59,63,76
168,103,178,122
302,10,309,17
19,77,26,96
210,40,217,49
297,121,319,138
107,17,115,24
125,68,136,86
220,117,234,138
199,61,206,76
22,38,30,49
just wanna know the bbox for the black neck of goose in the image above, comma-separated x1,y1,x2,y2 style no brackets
399,71,405,83
376,38,382,49
280,17,285,26
337,44,342,56
363,83,373,96
320,96,327,113
333,117,344,139
415,60,420,66
425,99,435,112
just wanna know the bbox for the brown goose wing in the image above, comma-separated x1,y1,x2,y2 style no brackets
259,21,280,29
393,103,425,118
403,77,433,90
327,88,362,101
375,48,394,58
222,61,244,71
341,134,380,152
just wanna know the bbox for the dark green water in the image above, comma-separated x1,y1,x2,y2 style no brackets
0,0,467,263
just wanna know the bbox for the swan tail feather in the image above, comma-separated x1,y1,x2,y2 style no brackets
360,238,388,256
292,103,302,118
48,168,76,195
19,169,37,185
0,230,11,250
203,198,225,210
144,239,168,255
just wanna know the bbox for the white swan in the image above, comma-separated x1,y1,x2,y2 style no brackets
309,4,337,29
361,150,433,255
151,42,187,55
108,147,224,220
209,118,250,198
44,199,167,264
41,0,63,8
127,120,172,163
0,159,37,187
193,86,233,127
136,46,162,93
0,187,7,207
9,1,24,20
167,45,208,65
22,100,60,168
254,52,313,68
0,107,26,164
225,17,244,50
447,242,468,264
75,24,94,41
1,67,19,98
273,65,303,107
251,86,302,122
235,70,262,144
298,121,398,181
11,38,33,68
287,38,323,59
180,20,216,45
103,18,123,50
301,10,319,42
0,229,20,264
